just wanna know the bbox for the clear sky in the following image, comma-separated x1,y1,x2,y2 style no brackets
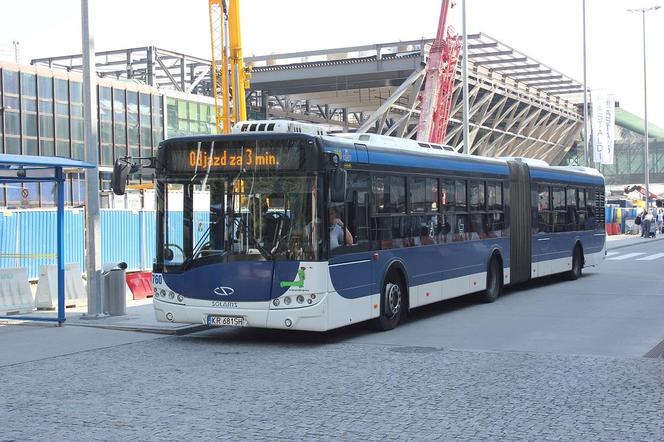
1,0,663,125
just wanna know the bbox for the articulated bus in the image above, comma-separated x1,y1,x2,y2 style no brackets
118,120,605,332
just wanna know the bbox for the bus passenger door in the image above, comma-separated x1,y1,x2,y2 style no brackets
533,184,552,277
328,172,374,322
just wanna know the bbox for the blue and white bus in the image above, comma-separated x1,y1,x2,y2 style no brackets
123,120,605,332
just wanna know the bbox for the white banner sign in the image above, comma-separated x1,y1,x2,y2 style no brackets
591,91,615,165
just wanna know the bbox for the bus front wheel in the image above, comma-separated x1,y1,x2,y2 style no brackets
373,274,404,331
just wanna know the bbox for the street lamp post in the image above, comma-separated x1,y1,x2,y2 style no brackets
582,0,589,166
81,0,103,317
628,5,660,209
461,0,469,155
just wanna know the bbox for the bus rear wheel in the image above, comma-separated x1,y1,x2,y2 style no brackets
567,246,583,280
373,274,404,331
478,256,502,303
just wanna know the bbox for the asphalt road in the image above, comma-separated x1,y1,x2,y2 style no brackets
193,238,664,358
3,239,664,441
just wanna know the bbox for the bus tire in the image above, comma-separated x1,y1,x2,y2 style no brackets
373,273,404,331
567,245,583,280
478,256,502,303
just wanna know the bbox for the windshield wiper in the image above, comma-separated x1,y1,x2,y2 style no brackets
182,222,225,269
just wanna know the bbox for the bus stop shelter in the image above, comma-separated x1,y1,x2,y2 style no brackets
0,153,94,325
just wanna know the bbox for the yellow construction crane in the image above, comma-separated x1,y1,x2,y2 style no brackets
208,0,250,134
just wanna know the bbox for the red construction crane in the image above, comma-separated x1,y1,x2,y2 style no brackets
417,0,462,144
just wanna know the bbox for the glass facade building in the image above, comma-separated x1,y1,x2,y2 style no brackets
0,62,215,208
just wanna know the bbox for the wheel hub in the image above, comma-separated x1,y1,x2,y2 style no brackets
385,283,401,318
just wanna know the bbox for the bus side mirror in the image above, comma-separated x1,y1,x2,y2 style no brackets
112,158,131,196
111,157,145,195
330,167,346,203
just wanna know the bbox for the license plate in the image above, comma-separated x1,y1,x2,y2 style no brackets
206,315,246,327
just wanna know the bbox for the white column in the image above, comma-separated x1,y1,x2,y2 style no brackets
461,0,470,155
81,0,103,316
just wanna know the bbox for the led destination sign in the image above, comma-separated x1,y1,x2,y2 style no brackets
188,148,277,168
164,142,309,173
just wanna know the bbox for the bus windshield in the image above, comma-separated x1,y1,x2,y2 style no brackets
161,174,321,269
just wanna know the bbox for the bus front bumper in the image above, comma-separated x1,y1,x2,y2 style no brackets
153,295,329,332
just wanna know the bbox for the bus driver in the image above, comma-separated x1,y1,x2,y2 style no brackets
328,206,353,250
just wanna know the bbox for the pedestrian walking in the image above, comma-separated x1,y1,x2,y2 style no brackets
644,210,655,238
657,208,663,234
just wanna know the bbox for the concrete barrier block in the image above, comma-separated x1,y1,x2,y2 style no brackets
0,267,34,316
35,264,87,310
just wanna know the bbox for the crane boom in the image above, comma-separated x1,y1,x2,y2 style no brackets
208,0,250,134
416,0,461,144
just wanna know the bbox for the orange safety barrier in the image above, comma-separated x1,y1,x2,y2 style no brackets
608,223,620,235
126,272,153,300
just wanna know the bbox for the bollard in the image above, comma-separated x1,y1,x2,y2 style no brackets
102,262,127,316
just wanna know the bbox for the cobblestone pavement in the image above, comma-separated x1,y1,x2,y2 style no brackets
2,331,664,441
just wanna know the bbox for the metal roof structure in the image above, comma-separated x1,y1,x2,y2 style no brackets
30,33,586,103
30,33,588,164
32,47,213,95
465,33,585,101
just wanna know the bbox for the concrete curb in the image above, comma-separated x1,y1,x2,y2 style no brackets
69,322,208,335
606,235,664,251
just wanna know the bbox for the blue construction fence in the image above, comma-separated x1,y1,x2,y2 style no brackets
0,206,640,279
0,209,209,280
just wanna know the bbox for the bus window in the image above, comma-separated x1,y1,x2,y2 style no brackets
207,181,225,252
162,183,194,266
373,176,387,213
566,188,578,231
469,213,486,240
389,176,406,213
372,216,392,249
349,173,370,245
438,214,452,243
372,175,406,214
454,179,467,212
409,177,438,213
577,189,586,230
487,182,503,211
487,212,505,237
333,172,370,254
537,184,552,234
455,214,468,241
410,215,438,246
329,203,352,251
469,180,486,211
552,186,566,232
440,179,455,211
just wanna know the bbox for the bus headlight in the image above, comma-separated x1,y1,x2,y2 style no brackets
271,293,324,309
177,294,184,302
168,291,175,299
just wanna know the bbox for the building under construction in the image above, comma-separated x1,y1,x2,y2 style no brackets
0,33,660,207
